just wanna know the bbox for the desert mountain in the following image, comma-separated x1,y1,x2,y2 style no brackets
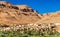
0,2,41,26
36,11,60,23
0,1,60,26
0,1,60,33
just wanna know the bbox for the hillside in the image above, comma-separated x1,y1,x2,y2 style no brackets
36,11,60,23
0,1,60,37
0,2,41,26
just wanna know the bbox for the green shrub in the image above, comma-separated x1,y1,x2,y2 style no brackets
0,28,60,37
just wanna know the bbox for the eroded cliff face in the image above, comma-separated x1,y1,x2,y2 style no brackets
0,2,41,26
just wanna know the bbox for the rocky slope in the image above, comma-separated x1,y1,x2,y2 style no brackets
0,2,41,26
0,1,60,33
36,11,60,23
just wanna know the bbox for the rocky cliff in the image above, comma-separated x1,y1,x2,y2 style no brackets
0,2,41,26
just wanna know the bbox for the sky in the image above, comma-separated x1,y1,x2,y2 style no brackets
0,0,60,14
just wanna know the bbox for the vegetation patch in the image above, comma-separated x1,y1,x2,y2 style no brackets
0,28,60,37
